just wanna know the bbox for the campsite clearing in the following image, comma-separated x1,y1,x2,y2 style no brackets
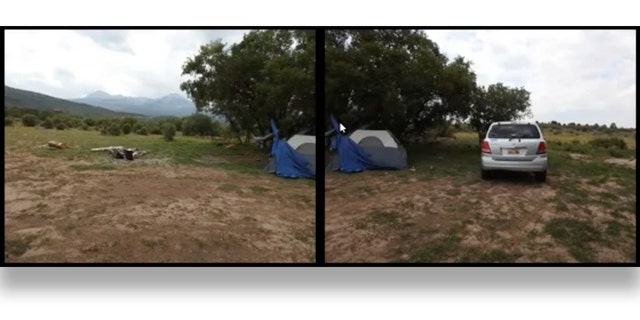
5,126,315,263
325,131,636,263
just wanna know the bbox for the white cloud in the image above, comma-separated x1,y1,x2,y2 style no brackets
4,29,249,99
424,30,636,128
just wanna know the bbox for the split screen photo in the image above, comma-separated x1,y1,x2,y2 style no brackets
3,28,636,265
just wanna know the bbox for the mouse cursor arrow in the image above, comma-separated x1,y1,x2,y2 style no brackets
339,123,346,133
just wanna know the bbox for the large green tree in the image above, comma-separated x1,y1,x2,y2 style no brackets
326,29,477,144
180,30,315,141
468,83,532,142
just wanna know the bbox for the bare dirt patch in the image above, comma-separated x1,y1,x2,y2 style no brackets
5,153,314,263
325,171,635,263
604,158,636,169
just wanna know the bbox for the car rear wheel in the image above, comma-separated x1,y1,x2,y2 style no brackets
534,170,547,183
481,169,491,180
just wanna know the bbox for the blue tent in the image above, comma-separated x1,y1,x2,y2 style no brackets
265,119,315,179
328,115,376,173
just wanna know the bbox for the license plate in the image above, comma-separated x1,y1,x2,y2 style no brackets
508,149,519,155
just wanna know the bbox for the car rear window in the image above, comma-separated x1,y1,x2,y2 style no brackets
488,124,541,139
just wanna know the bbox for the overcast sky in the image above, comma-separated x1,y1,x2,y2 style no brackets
425,30,636,128
5,29,636,128
4,30,249,99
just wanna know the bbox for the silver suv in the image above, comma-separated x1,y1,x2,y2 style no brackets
480,121,548,182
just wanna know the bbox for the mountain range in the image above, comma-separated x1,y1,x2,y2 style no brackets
4,85,227,122
4,85,140,118
72,90,198,117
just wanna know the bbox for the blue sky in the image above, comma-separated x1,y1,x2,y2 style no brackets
425,30,636,128
5,30,249,99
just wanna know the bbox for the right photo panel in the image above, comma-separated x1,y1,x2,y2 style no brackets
324,29,636,263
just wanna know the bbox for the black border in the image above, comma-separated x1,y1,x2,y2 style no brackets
315,30,326,264
2,26,638,267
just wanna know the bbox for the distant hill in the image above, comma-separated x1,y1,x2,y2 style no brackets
4,85,141,118
73,91,197,117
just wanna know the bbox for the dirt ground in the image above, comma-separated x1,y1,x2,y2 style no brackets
325,171,635,263
4,152,315,263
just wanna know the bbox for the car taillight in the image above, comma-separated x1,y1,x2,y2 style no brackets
537,141,546,154
481,140,491,154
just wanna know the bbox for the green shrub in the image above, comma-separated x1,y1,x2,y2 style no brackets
182,113,213,136
588,137,627,150
122,123,132,134
607,149,626,158
437,124,455,138
163,123,176,141
136,127,148,135
107,124,122,136
149,126,162,135
81,124,89,131
41,118,54,129
560,143,592,154
133,123,143,132
55,123,66,130
21,114,38,127
5,117,13,126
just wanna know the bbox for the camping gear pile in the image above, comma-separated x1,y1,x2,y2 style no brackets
91,146,147,161
326,115,407,173
43,141,69,149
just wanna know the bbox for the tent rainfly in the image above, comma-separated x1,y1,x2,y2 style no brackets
263,119,315,179
327,115,407,173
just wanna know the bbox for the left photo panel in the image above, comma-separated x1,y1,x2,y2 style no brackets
4,29,316,263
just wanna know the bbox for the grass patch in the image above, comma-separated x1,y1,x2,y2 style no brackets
291,194,314,206
446,188,462,196
360,210,415,230
218,183,240,192
5,126,267,174
355,221,368,230
544,218,602,262
605,221,623,236
409,233,462,263
142,239,160,249
293,227,314,243
370,210,401,225
479,249,518,262
605,220,634,238
5,237,33,256
555,201,569,212
611,211,626,219
407,132,479,179
400,201,415,210
193,238,206,250
599,192,620,202
361,186,374,195
249,186,269,194
477,249,520,263
554,180,590,207
34,202,48,211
